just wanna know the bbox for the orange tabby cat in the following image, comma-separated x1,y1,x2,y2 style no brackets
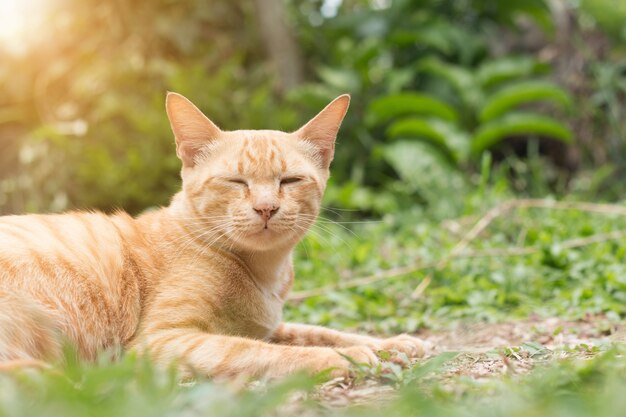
0,93,425,378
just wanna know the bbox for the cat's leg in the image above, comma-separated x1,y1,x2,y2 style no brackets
135,329,379,379
269,323,426,359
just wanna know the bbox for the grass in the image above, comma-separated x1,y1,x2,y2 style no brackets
1,189,625,417
1,345,624,416
290,197,626,332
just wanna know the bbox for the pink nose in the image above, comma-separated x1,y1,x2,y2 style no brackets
253,203,279,222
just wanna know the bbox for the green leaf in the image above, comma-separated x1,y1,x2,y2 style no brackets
496,0,554,33
580,0,626,39
480,81,573,122
391,22,485,63
386,118,463,164
417,58,482,108
382,141,465,214
476,56,548,89
406,351,459,383
367,93,459,126
471,112,574,155
391,27,455,54
382,141,457,182
521,341,550,357
316,66,361,92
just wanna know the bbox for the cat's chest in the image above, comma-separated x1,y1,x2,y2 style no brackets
173,251,289,340
216,281,284,339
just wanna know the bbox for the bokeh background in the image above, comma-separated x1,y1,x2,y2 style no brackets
1,0,626,217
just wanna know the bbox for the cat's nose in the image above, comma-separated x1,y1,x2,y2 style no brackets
253,203,279,222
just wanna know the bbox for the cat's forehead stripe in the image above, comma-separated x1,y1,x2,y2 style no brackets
244,147,257,164
230,133,287,176
237,156,244,174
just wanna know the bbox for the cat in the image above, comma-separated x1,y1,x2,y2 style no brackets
0,93,425,378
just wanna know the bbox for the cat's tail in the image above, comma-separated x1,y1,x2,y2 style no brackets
0,289,62,366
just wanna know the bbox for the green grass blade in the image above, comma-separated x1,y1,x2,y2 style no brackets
405,351,459,384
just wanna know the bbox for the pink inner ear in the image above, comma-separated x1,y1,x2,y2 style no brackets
176,141,204,167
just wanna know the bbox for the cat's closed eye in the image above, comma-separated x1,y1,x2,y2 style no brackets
227,178,248,187
280,177,302,186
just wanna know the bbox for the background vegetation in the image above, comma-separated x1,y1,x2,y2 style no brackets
1,0,625,416
2,0,626,216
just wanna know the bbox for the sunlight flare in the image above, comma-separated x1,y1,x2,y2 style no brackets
0,0,50,53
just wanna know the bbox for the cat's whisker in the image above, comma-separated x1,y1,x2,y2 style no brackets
229,229,248,253
166,221,235,259
309,223,354,250
184,224,235,266
291,222,332,247
317,219,381,224
153,230,198,252
287,225,311,261
297,214,361,239
321,222,360,239
192,222,236,248
197,229,236,264
177,218,239,227
299,212,377,224
203,225,235,250
321,206,360,215
175,215,233,219
153,222,225,253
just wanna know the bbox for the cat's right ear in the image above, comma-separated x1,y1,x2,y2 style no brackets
166,92,222,168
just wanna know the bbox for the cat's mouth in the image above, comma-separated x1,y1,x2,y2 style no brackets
238,218,301,242
248,224,276,236
247,221,293,238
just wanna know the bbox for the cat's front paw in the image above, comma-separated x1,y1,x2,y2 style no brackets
337,345,380,366
368,334,427,359
312,345,379,377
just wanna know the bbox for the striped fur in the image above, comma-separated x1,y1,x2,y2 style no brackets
0,93,425,378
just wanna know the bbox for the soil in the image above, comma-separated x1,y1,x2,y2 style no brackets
312,315,626,409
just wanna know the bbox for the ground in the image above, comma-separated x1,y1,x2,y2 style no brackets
1,197,625,416
316,315,625,408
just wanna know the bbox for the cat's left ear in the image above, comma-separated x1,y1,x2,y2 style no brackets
166,92,222,168
295,94,350,168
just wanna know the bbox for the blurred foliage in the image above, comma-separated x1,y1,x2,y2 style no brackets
368,56,573,209
580,0,626,40
0,0,625,217
288,0,572,216
0,0,299,214
291,192,626,332
1,345,625,417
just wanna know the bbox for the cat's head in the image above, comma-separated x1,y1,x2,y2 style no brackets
166,92,349,252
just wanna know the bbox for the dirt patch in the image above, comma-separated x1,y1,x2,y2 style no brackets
313,316,625,408
422,315,625,354
419,315,624,383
